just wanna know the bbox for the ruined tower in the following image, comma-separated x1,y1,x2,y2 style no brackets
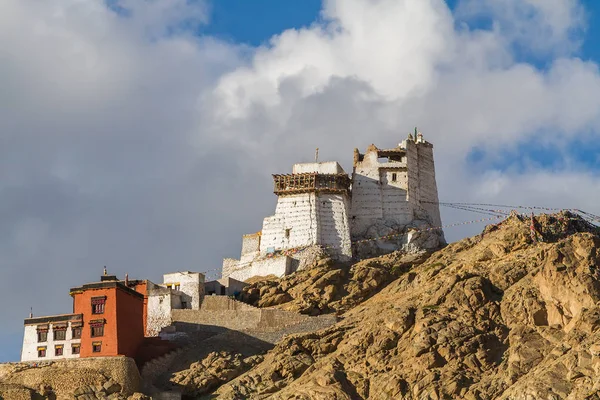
350,132,445,257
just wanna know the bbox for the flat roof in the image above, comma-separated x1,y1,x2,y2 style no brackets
24,313,83,325
69,281,144,299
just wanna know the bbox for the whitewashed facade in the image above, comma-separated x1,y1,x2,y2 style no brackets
21,314,82,362
223,133,444,281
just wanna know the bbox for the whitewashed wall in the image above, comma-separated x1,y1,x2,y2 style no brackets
163,271,205,310
224,256,291,282
260,193,318,252
21,322,81,362
316,193,352,259
147,291,176,337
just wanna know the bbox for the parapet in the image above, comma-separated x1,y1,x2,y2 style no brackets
292,161,346,175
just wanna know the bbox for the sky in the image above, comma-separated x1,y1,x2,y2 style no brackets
1,0,600,362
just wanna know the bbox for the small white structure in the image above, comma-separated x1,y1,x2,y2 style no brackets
145,271,206,336
223,131,445,282
21,314,82,362
205,277,248,296
162,271,205,310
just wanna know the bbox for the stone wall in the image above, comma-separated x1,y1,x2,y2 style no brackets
0,356,140,397
171,296,333,334
147,288,179,337
316,193,352,259
241,233,261,255
222,256,292,282
260,193,318,253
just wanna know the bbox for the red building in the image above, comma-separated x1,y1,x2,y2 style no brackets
70,274,145,358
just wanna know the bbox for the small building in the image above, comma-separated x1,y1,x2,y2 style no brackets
21,314,83,361
21,272,145,362
204,277,247,296
145,271,206,336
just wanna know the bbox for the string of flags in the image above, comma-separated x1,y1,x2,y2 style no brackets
199,202,600,277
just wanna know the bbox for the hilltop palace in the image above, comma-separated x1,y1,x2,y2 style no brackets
222,131,445,281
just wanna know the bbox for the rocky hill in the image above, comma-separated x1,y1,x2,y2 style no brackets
4,211,600,400
209,211,600,399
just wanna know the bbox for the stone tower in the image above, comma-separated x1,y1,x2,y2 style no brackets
222,161,352,282
260,161,352,260
350,132,445,257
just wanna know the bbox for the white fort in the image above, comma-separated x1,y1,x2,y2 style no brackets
223,131,445,282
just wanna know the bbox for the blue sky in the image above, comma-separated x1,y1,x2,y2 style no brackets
2,0,600,363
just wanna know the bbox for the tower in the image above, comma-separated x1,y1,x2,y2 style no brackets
350,132,444,257
260,161,352,260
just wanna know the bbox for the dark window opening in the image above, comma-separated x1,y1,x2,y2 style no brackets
37,347,46,358
181,301,187,308
285,228,291,238
55,346,63,356
92,342,102,353
72,345,80,355
91,325,104,338
91,297,106,314
391,173,397,182
53,329,66,341
72,327,81,339
37,331,47,342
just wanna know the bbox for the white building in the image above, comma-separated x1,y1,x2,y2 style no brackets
223,161,352,281
146,271,205,336
21,314,82,362
222,132,445,282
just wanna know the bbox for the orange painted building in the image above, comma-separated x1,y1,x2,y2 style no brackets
70,275,145,358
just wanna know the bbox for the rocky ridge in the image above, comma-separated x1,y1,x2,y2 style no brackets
211,211,600,399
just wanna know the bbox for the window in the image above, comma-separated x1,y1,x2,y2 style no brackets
285,228,291,238
92,342,102,353
391,173,397,182
37,331,48,342
53,329,66,341
71,345,80,355
174,284,180,291
166,284,172,289
72,327,82,339
55,345,63,356
91,325,104,337
91,297,106,314
181,301,187,309
37,347,46,358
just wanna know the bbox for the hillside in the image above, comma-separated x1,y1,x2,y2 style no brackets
3,211,600,400
210,211,600,399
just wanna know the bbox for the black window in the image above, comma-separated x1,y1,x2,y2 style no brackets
37,331,47,342
53,329,66,341
38,347,46,357
91,297,106,314
55,346,63,356
72,327,81,339
91,325,104,337
72,345,80,355
92,342,102,353
391,173,397,182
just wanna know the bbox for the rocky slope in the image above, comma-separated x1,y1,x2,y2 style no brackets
210,211,600,399
239,251,431,315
